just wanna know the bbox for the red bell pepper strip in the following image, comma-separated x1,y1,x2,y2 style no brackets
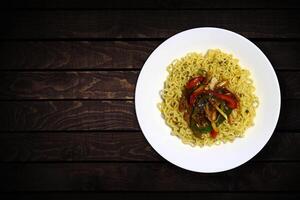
185,76,204,89
210,129,218,138
189,88,238,108
189,87,205,105
210,91,238,109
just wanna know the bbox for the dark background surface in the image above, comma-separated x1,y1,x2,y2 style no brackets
0,0,299,199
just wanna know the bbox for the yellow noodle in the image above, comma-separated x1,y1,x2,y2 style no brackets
158,49,259,147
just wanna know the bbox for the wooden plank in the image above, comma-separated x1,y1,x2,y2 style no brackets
0,131,160,162
1,192,299,200
0,41,299,70
0,131,298,162
0,41,157,70
0,100,297,131
0,71,138,99
277,71,300,99
0,101,138,131
2,0,299,9
1,162,300,191
0,71,298,99
0,10,299,39
278,100,300,130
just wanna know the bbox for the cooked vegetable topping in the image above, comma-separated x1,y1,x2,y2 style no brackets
179,71,239,139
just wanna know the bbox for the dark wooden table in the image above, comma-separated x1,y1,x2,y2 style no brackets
0,0,299,199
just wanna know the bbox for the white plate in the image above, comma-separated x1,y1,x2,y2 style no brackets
135,27,281,173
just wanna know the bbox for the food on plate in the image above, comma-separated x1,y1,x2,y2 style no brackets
158,49,259,147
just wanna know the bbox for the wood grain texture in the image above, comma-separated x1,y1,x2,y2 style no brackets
1,162,300,191
0,131,298,162
0,41,157,70
0,101,138,131
0,131,160,162
0,71,298,99
0,71,138,99
1,192,299,200
0,99,298,131
1,10,299,39
0,41,299,70
277,71,300,99
2,0,299,9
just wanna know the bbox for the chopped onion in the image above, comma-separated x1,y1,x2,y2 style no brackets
216,80,228,88
209,77,218,90
212,103,228,120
